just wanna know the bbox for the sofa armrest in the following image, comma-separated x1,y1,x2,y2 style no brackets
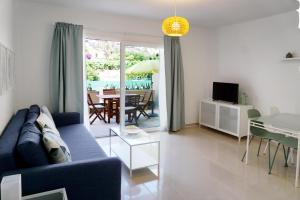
52,112,81,127
4,158,121,200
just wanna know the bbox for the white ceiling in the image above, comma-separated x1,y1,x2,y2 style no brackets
22,0,298,27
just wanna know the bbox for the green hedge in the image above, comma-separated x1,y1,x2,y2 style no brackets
86,52,159,81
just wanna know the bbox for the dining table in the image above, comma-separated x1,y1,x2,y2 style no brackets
97,94,139,123
245,113,300,187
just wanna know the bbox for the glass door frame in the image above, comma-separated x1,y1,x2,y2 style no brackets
120,41,164,132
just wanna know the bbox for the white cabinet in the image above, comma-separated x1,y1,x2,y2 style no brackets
200,100,253,141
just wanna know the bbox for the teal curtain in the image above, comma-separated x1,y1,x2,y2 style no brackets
50,22,84,122
164,36,185,132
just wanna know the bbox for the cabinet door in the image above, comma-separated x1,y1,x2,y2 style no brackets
200,102,216,127
219,105,238,135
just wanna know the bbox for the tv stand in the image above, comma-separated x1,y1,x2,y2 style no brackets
199,99,253,141
213,100,236,105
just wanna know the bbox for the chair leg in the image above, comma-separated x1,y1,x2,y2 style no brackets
137,109,144,119
263,142,269,155
257,138,263,157
89,109,98,124
89,112,94,119
116,109,120,124
283,146,290,167
241,135,254,162
288,148,295,164
282,145,288,167
128,113,132,122
90,109,106,124
137,109,143,119
134,111,138,126
268,140,271,172
89,109,96,119
90,114,98,124
100,110,107,123
269,142,281,174
137,106,150,119
287,147,291,165
103,110,107,123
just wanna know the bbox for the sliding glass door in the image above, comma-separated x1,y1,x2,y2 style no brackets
120,45,161,131
85,37,163,136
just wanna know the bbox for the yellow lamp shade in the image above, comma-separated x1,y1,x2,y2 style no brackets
162,16,190,37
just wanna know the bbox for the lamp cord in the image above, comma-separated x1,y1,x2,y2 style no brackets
174,0,177,17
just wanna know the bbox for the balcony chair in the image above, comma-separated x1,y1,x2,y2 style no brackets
87,93,106,124
88,90,104,106
125,94,140,125
137,91,153,120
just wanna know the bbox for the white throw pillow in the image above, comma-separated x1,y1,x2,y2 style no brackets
42,127,72,163
36,113,59,135
41,105,54,122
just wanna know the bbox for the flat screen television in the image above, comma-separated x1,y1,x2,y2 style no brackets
212,82,239,104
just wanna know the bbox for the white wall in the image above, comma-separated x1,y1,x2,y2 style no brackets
181,28,217,123
216,11,300,114
14,0,216,124
0,0,15,134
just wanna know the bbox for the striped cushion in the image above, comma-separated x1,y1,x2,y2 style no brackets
42,127,71,164
37,112,59,135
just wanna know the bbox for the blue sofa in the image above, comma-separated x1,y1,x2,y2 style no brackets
0,108,121,200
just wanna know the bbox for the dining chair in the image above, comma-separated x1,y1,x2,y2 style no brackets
241,109,270,161
87,93,106,124
262,107,281,154
125,94,140,125
137,91,153,119
241,109,285,174
268,135,298,174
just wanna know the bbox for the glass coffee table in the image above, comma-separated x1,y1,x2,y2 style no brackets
109,126,160,177
22,188,67,200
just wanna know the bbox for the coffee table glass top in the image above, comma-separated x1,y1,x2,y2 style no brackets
110,126,160,146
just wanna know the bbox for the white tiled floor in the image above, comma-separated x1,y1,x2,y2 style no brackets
97,126,300,200
90,114,160,138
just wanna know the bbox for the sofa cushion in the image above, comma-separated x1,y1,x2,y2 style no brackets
29,104,40,114
41,105,54,122
17,123,49,167
0,109,28,177
58,124,106,161
42,127,72,164
26,105,40,124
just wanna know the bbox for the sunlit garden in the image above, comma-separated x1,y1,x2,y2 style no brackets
85,39,160,92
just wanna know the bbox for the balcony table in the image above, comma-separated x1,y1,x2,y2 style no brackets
97,94,139,123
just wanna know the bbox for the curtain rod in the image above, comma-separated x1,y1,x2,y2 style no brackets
83,26,163,39
52,22,163,39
